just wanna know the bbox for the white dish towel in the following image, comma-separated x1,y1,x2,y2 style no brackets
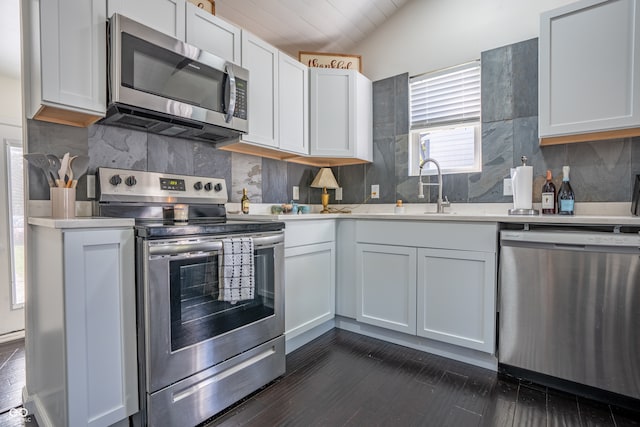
219,237,255,303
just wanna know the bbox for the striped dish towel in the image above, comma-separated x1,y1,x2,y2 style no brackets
219,237,255,303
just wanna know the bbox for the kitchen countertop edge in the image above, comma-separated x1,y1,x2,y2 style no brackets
29,216,135,229
228,213,640,226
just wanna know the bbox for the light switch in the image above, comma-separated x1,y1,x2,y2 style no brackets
503,178,513,196
371,184,379,199
335,187,343,201
292,186,299,200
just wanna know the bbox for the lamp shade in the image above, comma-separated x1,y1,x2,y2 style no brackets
310,168,339,189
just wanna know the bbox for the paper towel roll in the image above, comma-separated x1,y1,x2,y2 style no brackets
512,165,533,209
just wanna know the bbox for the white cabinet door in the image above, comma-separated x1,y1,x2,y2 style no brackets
310,68,372,160
278,52,309,155
185,2,241,63
416,248,496,354
310,68,355,157
539,0,640,141
108,0,186,39
356,244,416,334
241,31,279,148
64,228,138,427
284,242,335,339
24,0,107,124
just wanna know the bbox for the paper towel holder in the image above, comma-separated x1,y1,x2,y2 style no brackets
508,156,539,216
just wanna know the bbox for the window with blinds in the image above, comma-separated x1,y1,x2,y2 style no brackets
409,61,481,176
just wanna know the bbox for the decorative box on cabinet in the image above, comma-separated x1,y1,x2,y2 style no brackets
308,68,372,166
539,0,640,145
24,220,138,427
22,0,107,127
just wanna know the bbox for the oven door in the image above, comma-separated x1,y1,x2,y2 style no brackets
143,232,284,393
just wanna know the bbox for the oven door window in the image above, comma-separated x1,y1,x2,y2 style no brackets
121,32,226,113
169,247,275,351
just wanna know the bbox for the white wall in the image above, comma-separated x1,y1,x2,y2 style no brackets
354,0,576,81
0,74,22,126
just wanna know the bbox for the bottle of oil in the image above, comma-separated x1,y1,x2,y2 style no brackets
241,188,250,214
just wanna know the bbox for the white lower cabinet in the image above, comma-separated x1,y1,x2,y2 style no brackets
417,248,496,353
356,244,416,334
25,221,138,427
284,220,336,343
353,220,498,355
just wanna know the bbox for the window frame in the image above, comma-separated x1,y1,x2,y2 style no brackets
408,61,482,176
5,138,24,309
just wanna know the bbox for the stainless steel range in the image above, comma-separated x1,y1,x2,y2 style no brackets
96,167,285,427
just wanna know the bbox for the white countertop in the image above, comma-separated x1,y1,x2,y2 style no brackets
228,202,640,226
28,216,135,229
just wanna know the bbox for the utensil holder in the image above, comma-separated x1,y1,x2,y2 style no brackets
51,187,76,219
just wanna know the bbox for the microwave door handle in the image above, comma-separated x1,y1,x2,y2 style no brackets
224,64,236,123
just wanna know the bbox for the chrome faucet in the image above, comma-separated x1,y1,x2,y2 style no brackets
418,158,450,213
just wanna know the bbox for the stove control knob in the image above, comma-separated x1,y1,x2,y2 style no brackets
214,183,223,192
109,175,122,186
204,182,213,191
125,176,137,187
194,181,203,191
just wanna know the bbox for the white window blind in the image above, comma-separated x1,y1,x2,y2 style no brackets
410,61,481,129
409,61,481,176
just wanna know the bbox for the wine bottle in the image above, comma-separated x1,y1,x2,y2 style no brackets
241,188,250,214
557,166,575,215
541,170,556,214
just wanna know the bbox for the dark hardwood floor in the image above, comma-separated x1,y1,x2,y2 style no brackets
2,331,640,427
0,338,36,427
205,329,640,427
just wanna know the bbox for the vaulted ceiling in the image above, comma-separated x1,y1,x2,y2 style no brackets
0,0,409,80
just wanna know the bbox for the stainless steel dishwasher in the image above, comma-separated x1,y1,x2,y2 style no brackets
499,226,640,400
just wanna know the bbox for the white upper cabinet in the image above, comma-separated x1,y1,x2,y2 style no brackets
241,31,279,148
278,53,309,155
185,3,241,64
23,0,107,127
539,0,640,144
108,0,186,40
309,68,372,161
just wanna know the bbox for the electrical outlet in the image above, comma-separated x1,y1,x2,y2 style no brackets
371,184,379,199
335,187,343,201
503,178,513,196
292,186,299,200
87,174,96,199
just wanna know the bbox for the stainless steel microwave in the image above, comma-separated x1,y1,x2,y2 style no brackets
102,14,249,143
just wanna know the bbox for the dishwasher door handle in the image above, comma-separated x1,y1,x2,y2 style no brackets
553,243,586,250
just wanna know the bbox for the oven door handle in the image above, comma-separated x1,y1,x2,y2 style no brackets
148,233,284,256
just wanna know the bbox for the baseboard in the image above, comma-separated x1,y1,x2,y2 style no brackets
0,330,25,344
335,316,498,371
285,320,335,354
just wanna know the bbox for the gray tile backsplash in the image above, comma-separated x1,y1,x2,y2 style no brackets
26,38,640,206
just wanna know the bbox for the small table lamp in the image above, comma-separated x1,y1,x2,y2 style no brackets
310,168,339,213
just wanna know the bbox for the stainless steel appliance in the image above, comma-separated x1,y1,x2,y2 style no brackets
103,14,249,143
97,167,285,427
499,226,640,400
